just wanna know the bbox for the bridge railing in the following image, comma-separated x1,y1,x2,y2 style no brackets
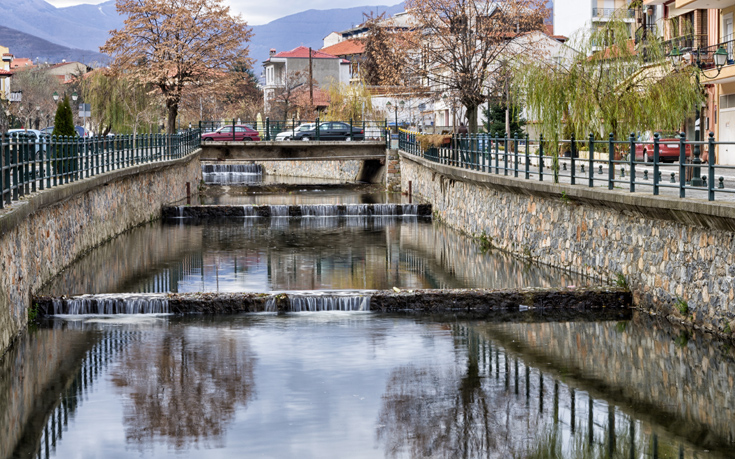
200,118,388,141
399,128,735,202
0,129,201,209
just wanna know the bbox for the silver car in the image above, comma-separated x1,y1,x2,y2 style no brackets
275,123,316,141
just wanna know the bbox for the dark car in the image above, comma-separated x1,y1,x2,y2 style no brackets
201,125,261,142
41,126,90,137
292,122,364,141
635,131,691,163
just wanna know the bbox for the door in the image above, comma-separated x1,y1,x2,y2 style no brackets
725,14,733,62
718,109,735,165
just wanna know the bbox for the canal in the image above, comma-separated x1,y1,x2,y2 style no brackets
1,170,732,458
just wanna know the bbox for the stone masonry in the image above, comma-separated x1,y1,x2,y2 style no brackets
0,152,201,355
399,151,735,338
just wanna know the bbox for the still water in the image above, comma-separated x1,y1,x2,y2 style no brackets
39,218,587,296
2,312,732,458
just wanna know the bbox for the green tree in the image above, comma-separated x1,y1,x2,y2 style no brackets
52,96,76,137
519,16,702,155
483,102,525,135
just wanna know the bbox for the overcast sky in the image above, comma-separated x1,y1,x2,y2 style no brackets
44,0,402,25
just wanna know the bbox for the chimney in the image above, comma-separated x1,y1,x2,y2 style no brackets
269,49,276,57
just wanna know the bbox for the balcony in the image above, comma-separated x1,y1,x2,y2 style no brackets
591,8,635,20
674,0,735,9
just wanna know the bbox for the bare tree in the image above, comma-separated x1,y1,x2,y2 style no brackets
404,0,548,132
268,70,315,119
9,68,62,129
101,0,253,133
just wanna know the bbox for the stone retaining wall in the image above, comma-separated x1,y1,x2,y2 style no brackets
0,152,201,354
260,160,364,181
399,151,735,337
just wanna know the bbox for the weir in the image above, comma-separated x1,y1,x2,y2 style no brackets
202,163,263,184
163,203,432,219
34,287,631,316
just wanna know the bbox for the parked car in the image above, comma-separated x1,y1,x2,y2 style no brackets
201,124,260,141
275,123,316,141
292,122,365,141
7,129,46,154
41,126,90,137
635,131,691,163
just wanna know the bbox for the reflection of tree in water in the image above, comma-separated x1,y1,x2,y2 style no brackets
377,331,528,458
111,325,256,449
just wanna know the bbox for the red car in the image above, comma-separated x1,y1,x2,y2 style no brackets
201,124,260,142
635,131,691,163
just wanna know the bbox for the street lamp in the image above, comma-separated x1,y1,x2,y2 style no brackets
669,44,729,185
52,91,59,103
386,100,404,134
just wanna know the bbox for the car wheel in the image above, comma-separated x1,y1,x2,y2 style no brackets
203,137,213,142
345,136,353,142
302,136,311,141
643,151,650,163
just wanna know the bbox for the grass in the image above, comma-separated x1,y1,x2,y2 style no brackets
675,297,689,315
477,231,493,253
614,272,628,289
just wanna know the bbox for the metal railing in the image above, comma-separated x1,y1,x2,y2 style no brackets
591,8,635,19
199,118,388,141
399,129,735,202
0,130,201,209
662,34,709,55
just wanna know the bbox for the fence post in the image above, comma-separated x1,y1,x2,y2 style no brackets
316,117,320,141
679,132,686,198
232,119,236,141
708,131,715,201
538,134,544,182
588,133,594,188
504,132,509,175
349,118,353,141
607,133,614,190
653,133,660,196
629,133,636,193
570,134,576,186
266,117,270,141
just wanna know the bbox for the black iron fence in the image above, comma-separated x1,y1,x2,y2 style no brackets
399,129,735,202
0,130,200,209
199,119,388,141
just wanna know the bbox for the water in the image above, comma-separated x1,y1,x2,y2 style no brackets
2,312,732,458
201,163,263,184
39,219,588,296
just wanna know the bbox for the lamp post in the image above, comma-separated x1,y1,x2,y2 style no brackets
52,91,59,104
386,100,404,134
72,91,81,133
669,45,728,185
35,105,40,130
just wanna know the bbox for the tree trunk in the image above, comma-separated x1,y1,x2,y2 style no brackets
466,103,478,134
166,100,178,134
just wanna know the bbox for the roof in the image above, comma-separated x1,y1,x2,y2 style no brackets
270,46,341,60
0,69,12,76
10,58,33,69
320,39,365,57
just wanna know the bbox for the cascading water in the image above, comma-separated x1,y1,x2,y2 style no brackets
299,204,337,217
270,205,290,217
242,206,258,217
287,292,371,312
50,294,170,315
202,163,263,185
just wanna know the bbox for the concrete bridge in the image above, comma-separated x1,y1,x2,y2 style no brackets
199,140,386,161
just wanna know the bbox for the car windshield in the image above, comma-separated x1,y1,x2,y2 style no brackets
298,125,314,132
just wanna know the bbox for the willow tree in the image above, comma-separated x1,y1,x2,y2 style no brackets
519,17,702,155
101,0,253,133
404,0,547,132
322,81,376,122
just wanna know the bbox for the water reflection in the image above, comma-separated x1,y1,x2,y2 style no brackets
111,322,256,450
0,315,732,458
40,219,588,296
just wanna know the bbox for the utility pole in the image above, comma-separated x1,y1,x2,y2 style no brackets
309,47,314,108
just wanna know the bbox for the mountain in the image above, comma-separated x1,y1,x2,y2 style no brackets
0,0,404,67
0,24,108,64
0,0,122,53
249,3,405,67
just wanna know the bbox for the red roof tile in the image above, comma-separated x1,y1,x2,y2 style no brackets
320,39,365,57
272,46,340,60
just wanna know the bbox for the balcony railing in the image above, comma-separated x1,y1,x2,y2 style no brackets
591,8,635,19
663,34,709,55
696,36,735,70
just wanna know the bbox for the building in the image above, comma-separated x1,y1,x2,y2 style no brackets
554,0,642,44
320,39,366,83
262,46,350,116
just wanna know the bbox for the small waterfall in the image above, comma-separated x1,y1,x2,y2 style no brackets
270,205,290,217
50,294,170,315
343,204,369,216
288,293,371,312
202,164,263,174
264,297,277,312
202,163,263,184
401,204,419,216
242,206,258,217
178,206,185,218
299,204,338,217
